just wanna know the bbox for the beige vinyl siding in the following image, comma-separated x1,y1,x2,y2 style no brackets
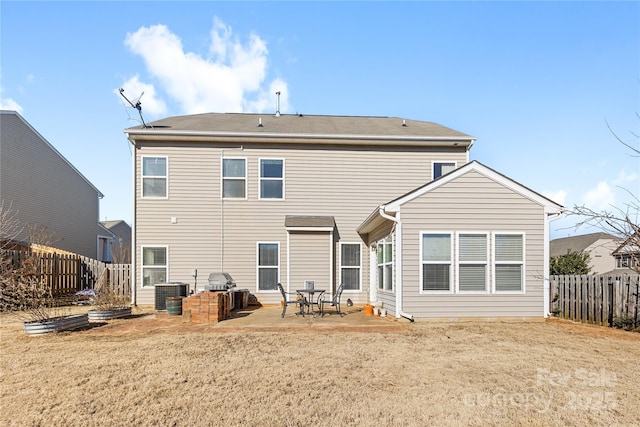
399,170,546,318
134,142,468,305
288,232,332,294
0,112,103,258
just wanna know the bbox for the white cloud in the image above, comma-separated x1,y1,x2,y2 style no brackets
582,181,615,212
0,96,23,114
123,17,285,115
117,74,167,117
0,76,24,114
542,189,567,206
612,169,638,186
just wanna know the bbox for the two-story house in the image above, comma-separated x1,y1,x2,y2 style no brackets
1,110,113,260
611,231,639,275
125,113,562,319
550,232,618,274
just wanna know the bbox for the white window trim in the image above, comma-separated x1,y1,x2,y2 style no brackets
376,238,394,293
221,157,248,200
455,231,489,294
492,232,526,294
141,245,169,287
419,231,454,294
141,155,168,199
256,241,280,292
258,158,285,201
431,161,457,180
340,242,362,292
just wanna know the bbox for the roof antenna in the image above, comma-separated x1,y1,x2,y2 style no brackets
275,91,281,117
119,88,148,128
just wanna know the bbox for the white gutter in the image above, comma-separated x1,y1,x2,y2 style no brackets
126,130,475,148
378,206,414,322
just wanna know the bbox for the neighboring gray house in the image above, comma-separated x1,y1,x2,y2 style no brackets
125,112,562,319
100,220,132,263
550,232,617,274
609,232,639,275
0,110,111,259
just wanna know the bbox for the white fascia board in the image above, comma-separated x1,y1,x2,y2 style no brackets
285,226,335,232
386,161,564,213
125,129,476,147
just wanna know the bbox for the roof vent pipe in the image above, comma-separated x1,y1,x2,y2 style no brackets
275,91,281,117
258,117,263,127
402,119,407,127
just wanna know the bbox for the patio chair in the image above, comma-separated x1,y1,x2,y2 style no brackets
277,283,304,318
319,283,345,317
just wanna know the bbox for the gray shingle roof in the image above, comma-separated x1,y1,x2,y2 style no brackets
550,232,615,257
285,215,336,228
127,113,473,140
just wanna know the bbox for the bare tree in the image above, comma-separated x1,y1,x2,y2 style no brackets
566,117,640,273
0,202,67,320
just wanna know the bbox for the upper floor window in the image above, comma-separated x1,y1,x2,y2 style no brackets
433,162,456,180
259,159,284,199
222,158,247,198
340,243,361,291
377,239,393,291
457,233,488,293
142,156,167,198
421,233,452,292
494,233,524,292
616,255,636,269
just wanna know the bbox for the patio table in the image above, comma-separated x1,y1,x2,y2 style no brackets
295,289,326,317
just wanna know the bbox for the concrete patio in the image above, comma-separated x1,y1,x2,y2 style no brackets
214,304,409,332
85,303,412,335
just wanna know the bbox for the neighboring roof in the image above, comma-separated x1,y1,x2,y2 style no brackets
612,232,640,256
285,215,336,230
125,113,476,147
1,110,104,198
100,220,130,230
550,232,616,257
358,161,563,235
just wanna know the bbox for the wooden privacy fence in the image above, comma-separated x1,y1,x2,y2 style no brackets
2,250,131,298
550,275,639,329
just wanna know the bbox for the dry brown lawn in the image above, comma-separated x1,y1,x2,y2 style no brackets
1,306,639,427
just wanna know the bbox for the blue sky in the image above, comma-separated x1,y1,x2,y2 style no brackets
1,1,638,239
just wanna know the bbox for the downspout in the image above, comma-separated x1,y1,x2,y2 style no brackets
221,149,224,273
128,135,137,306
378,206,414,322
544,209,563,317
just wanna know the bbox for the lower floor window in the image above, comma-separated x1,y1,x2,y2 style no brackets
258,242,279,291
420,232,525,293
421,233,452,292
142,246,167,287
341,243,361,291
494,233,524,292
377,239,393,291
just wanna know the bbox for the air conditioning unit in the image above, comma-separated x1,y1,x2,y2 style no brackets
155,283,188,310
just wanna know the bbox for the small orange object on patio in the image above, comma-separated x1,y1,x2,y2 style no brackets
363,304,374,316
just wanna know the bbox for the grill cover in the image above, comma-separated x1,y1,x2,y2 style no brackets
205,272,236,291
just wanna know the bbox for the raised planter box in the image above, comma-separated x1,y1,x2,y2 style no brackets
23,314,89,336
88,307,132,321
